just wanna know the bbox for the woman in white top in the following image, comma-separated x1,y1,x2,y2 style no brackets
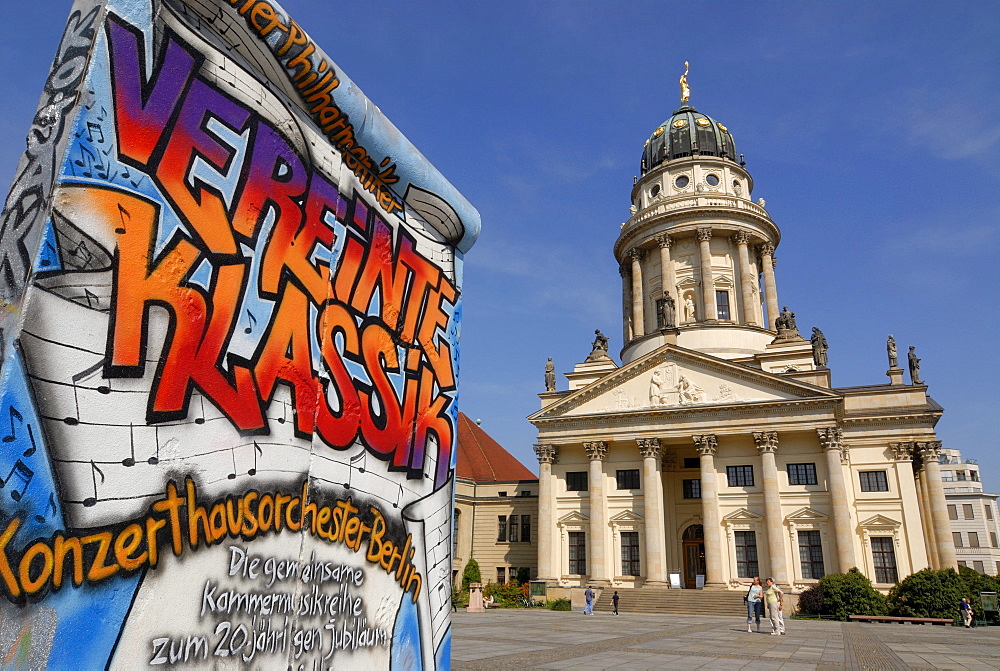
741,576,764,633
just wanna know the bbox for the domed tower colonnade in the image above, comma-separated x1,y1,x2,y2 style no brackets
530,70,955,594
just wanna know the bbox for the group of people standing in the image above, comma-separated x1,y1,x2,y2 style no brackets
743,577,785,635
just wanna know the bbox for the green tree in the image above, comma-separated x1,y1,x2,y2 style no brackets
515,567,531,585
958,565,1000,601
819,568,888,620
887,568,964,618
461,558,481,590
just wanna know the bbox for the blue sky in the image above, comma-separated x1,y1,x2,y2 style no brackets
1,2,998,485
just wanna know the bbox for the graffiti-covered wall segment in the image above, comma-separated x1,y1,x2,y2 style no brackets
0,0,477,668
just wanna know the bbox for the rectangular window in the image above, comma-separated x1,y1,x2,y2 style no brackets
859,471,888,492
521,515,531,543
569,532,586,575
788,463,818,486
964,504,975,520
621,531,640,576
684,457,700,469
566,471,588,492
716,290,731,320
616,469,640,490
509,566,517,583
948,504,958,520
727,465,754,487
987,505,994,521
871,537,898,583
991,532,998,548
972,471,981,482
958,560,967,568
958,471,968,481
735,530,759,578
975,561,985,574
508,515,519,543
969,532,980,548
798,530,825,579
682,479,701,499
953,532,964,547
497,516,507,542
498,491,507,497
497,567,505,583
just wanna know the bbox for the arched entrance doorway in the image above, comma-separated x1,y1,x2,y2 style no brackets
682,524,705,589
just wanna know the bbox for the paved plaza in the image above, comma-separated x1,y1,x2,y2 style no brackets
452,609,1000,669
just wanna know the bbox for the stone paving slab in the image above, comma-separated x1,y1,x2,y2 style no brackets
451,609,1000,669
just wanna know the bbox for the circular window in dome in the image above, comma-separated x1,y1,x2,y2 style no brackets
706,174,720,186
653,127,664,137
695,118,711,127
650,184,661,198
672,119,687,128
717,122,728,132
675,175,690,189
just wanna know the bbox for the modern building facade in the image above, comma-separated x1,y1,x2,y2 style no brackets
941,447,1000,575
529,77,956,594
453,413,539,587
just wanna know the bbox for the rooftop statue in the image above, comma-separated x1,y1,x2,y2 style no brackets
811,327,828,368
585,329,611,362
887,335,899,369
679,61,690,104
544,357,556,392
908,346,923,384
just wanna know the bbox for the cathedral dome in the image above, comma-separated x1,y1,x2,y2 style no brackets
640,105,738,175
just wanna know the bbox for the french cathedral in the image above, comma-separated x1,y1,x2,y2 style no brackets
528,71,955,593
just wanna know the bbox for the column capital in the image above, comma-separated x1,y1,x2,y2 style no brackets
693,434,717,456
817,427,847,461
654,233,674,249
584,441,608,461
889,442,914,462
629,247,645,261
732,230,751,245
637,437,661,459
697,227,713,242
753,430,779,454
533,444,559,464
757,242,775,257
916,440,943,462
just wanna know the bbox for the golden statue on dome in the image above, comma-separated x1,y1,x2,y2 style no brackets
679,61,691,104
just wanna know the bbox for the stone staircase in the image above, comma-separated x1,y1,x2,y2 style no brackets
593,587,747,616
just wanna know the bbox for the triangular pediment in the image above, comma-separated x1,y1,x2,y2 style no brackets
787,507,828,522
859,514,900,528
529,343,839,421
609,510,644,523
557,511,590,524
722,508,764,522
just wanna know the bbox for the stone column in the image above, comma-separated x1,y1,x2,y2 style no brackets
758,243,779,330
694,434,724,586
533,444,559,582
732,231,758,326
890,442,930,571
637,438,666,584
917,441,957,569
584,441,609,584
914,464,939,568
620,263,632,343
818,428,857,573
753,431,787,584
630,249,645,338
697,227,717,321
655,233,676,304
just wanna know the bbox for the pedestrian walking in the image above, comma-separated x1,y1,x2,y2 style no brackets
961,597,974,628
612,590,620,615
584,586,595,615
739,576,764,632
764,577,785,635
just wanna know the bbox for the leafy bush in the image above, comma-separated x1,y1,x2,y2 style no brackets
548,598,571,611
483,581,525,606
888,568,965,619
461,559,481,590
958,565,1000,601
516,567,531,585
818,568,888,620
796,584,823,615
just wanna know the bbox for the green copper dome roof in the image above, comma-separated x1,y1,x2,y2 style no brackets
641,105,738,175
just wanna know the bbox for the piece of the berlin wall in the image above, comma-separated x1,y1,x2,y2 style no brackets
0,1,479,669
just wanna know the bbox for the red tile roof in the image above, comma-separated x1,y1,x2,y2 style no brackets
456,412,537,483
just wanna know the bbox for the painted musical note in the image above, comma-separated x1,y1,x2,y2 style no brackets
228,449,238,480
123,424,136,467
65,359,105,425
149,427,160,465
67,239,94,268
244,310,257,334
82,460,105,507
86,121,105,143
73,145,96,178
3,406,23,443
194,396,206,425
0,460,34,502
116,203,130,234
41,241,57,267
34,493,57,524
248,442,262,476
345,450,366,488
